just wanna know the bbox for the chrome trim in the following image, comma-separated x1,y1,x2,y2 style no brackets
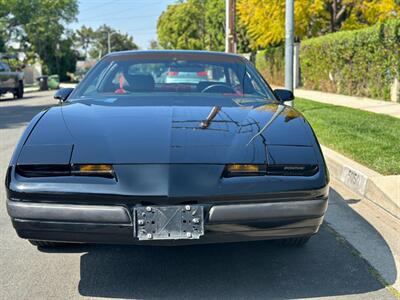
208,199,328,223
7,200,132,224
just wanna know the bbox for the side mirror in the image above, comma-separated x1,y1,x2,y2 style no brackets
274,89,294,103
54,88,74,102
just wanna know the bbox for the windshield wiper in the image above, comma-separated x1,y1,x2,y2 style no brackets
247,104,286,146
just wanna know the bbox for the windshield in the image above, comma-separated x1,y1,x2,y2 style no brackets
72,52,276,104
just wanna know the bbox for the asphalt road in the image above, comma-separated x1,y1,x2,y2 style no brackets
0,91,396,299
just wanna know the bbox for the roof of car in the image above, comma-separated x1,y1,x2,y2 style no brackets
104,50,247,62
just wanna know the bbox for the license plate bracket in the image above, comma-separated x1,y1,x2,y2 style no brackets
135,205,204,240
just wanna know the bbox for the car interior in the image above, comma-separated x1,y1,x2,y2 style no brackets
95,61,266,97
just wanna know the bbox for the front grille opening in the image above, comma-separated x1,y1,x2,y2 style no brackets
16,164,70,177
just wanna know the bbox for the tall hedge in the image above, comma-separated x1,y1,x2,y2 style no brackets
255,20,400,101
255,46,285,86
300,20,400,100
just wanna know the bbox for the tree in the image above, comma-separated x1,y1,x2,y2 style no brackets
157,0,205,50
0,1,10,52
204,0,225,51
0,25,6,53
74,26,95,59
157,0,251,52
236,19,252,53
88,25,138,59
56,36,80,81
204,0,252,52
148,39,160,49
237,0,400,48
325,0,400,31
237,0,328,48
1,0,79,79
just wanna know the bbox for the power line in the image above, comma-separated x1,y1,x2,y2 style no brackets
126,28,157,33
79,13,159,23
78,1,163,22
78,0,121,13
129,32,157,36
125,25,157,31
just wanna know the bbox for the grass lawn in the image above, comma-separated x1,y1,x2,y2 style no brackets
294,98,400,175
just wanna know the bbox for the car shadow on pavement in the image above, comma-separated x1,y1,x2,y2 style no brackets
326,187,398,291
72,202,396,300
32,186,396,299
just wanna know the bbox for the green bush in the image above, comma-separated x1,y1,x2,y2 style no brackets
255,46,285,86
255,20,400,100
300,20,400,100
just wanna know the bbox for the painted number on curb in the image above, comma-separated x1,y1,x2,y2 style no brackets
341,166,367,195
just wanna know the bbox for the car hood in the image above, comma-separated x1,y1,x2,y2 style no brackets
25,98,316,164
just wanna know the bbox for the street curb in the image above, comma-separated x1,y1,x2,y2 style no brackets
24,88,39,93
24,82,76,94
322,146,400,220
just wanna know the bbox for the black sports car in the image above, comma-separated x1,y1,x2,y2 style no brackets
6,51,329,247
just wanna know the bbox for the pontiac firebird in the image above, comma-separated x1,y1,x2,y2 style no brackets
5,51,329,247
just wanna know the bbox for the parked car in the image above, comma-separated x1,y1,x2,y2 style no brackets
6,50,329,248
0,60,24,99
161,65,209,84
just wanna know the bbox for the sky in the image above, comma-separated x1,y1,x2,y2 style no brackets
69,0,177,49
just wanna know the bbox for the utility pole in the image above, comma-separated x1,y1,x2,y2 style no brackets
107,31,111,54
225,0,236,53
284,0,294,106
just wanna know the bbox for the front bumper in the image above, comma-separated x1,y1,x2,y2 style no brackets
7,198,328,245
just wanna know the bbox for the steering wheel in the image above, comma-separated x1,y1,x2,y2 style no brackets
201,84,236,94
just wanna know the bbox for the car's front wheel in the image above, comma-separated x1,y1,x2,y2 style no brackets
277,236,311,246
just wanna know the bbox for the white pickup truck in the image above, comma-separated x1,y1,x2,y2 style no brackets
0,60,24,99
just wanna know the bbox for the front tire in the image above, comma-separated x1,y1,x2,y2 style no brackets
277,236,311,246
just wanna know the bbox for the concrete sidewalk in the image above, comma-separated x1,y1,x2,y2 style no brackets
294,88,400,119
24,86,39,93
24,82,76,93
